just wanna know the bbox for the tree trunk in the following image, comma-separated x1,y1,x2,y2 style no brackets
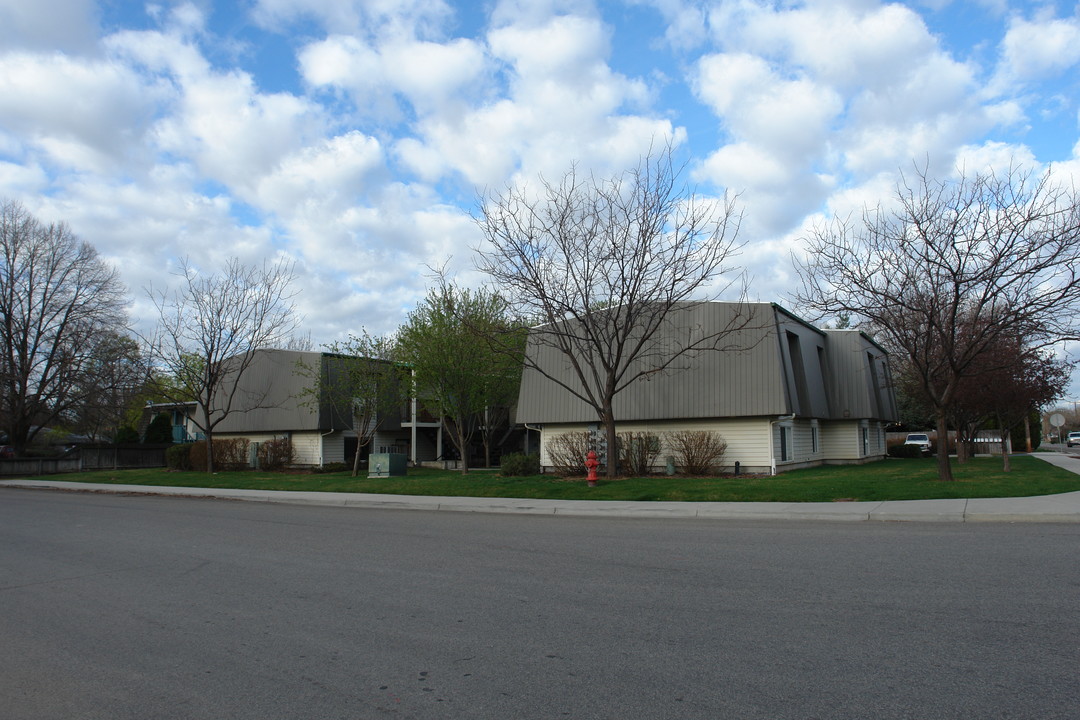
603,408,617,480
998,415,1011,472
1023,415,1032,453
351,439,363,477
483,407,492,468
934,413,954,481
204,432,214,473
457,421,470,474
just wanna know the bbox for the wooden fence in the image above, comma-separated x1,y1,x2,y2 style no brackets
0,445,169,476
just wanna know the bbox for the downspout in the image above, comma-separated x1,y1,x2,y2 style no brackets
769,414,796,476
411,391,418,466
319,427,334,468
524,423,542,457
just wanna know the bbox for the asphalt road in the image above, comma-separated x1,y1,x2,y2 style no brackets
2,489,1078,719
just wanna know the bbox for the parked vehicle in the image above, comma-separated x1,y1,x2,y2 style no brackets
1067,432,1080,448
904,433,932,455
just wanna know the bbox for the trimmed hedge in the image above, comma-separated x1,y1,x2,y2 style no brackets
257,437,294,471
166,443,195,470
190,438,250,471
500,452,541,477
888,444,925,458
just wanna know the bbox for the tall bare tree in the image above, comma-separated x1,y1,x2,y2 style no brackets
474,147,744,479
66,331,150,442
147,257,299,472
794,164,1080,480
0,200,128,455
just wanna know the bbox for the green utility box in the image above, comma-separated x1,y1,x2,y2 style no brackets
368,453,407,478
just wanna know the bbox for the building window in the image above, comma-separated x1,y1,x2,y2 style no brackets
780,425,792,462
811,425,819,454
862,427,869,456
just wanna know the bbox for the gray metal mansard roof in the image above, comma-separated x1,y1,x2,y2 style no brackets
516,301,897,425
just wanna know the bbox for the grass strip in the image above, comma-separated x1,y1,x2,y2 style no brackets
40,455,1080,503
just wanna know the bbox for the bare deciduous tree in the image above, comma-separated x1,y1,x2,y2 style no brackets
67,331,150,442
0,200,128,455
794,164,1080,480
475,147,745,479
147,257,299,472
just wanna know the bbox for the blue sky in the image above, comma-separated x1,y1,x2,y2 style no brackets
2,0,1080,399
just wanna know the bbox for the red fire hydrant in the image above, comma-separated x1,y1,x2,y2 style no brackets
585,450,599,487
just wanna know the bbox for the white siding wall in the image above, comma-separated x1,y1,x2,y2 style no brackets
371,431,409,454
772,419,826,470
213,431,328,466
820,421,859,460
322,433,345,465
817,420,887,463
541,418,775,473
289,432,322,466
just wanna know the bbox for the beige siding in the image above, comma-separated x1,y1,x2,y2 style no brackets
818,420,888,462
820,420,860,459
540,418,775,473
211,431,322,466
289,432,322,466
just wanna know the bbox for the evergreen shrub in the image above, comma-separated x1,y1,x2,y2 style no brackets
144,413,173,444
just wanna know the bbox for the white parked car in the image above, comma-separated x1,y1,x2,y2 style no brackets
1066,432,1080,448
904,433,932,455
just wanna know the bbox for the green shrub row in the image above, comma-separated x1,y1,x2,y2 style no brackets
164,437,295,472
500,452,541,477
888,444,925,458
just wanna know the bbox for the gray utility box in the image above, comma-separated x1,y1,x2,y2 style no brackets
368,452,407,478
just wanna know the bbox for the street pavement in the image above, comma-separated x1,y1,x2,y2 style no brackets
4,452,1080,523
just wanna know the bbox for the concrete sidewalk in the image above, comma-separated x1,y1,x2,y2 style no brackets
4,453,1080,523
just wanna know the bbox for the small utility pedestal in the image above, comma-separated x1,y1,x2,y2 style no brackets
368,453,407,478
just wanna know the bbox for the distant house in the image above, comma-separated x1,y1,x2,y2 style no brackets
147,349,448,467
516,302,898,474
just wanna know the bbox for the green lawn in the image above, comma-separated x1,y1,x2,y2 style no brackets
43,455,1080,502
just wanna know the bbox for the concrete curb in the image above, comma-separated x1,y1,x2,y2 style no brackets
4,478,1080,523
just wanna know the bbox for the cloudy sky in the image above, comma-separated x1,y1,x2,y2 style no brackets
2,0,1080,391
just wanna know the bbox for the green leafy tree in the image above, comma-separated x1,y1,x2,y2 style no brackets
397,285,524,473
